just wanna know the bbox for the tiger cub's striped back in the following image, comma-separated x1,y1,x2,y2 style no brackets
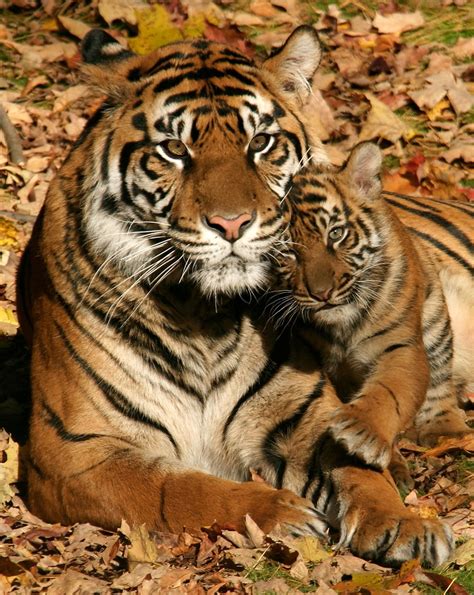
387,192,474,397
274,142,471,468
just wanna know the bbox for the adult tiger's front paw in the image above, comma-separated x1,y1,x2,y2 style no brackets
338,503,454,567
328,405,393,469
248,486,329,539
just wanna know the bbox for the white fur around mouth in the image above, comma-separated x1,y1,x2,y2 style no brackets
189,256,269,297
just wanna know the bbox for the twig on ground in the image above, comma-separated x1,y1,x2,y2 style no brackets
0,104,25,165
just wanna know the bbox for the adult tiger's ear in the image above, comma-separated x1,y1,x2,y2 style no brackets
344,142,382,201
262,26,322,105
81,29,139,101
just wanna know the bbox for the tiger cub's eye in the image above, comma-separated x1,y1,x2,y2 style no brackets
328,226,345,242
162,139,188,158
249,133,272,153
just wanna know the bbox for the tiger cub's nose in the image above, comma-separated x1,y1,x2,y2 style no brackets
205,212,255,242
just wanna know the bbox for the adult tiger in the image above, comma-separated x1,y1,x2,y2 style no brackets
270,143,472,470
16,29,453,566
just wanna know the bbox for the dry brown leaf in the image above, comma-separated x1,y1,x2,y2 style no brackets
245,514,265,547
53,85,89,113
232,12,265,27
442,539,474,568
3,102,32,125
424,435,474,457
0,432,19,505
57,16,92,40
250,0,279,18
441,140,474,163
98,0,147,26
451,37,474,59
25,157,48,173
360,94,416,143
373,11,424,35
331,46,364,77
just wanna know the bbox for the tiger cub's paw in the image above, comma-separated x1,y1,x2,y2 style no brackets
328,405,393,469
339,504,454,567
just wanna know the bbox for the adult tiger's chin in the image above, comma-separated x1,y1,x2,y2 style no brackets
190,256,270,297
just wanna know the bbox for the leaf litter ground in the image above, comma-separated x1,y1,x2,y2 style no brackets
0,1,472,592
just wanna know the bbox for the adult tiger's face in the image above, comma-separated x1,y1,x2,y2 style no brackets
276,143,389,325
79,28,325,297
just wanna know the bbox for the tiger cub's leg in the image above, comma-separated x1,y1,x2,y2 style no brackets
388,446,414,492
412,279,472,446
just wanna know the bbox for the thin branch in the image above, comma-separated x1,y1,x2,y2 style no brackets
0,103,24,165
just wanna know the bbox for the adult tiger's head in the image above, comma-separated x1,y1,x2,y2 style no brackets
274,143,390,326
75,28,325,297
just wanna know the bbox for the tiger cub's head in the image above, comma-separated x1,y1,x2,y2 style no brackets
275,143,390,326
74,28,326,298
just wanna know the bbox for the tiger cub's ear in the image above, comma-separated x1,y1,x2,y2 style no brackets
344,142,382,201
262,25,322,105
81,29,139,101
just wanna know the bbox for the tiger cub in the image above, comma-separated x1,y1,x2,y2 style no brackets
274,142,471,470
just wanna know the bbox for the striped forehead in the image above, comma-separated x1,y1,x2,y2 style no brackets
294,175,347,229
133,43,280,143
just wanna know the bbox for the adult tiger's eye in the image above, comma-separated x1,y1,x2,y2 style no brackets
249,133,272,153
162,139,188,158
329,226,345,241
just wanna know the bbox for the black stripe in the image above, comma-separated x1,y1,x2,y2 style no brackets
53,321,180,454
41,399,102,443
383,342,410,354
383,191,474,218
406,227,474,274
263,378,326,488
378,382,400,417
386,199,473,253
223,339,289,439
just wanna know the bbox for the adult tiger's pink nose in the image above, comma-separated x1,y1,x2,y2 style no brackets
205,212,254,242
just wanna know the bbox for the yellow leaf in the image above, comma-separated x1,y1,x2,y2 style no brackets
0,217,18,248
0,307,18,326
358,37,376,49
426,98,450,122
292,535,331,563
182,13,207,39
127,523,158,570
129,5,183,55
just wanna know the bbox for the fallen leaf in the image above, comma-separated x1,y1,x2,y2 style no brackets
452,37,474,59
424,435,474,457
127,524,158,570
25,157,49,173
427,98,451,121
423,571,469,595
98,0,147,26
442,539,474,568
57,16,91,39
245,514,265,548
0,431,19,504
52,85,89,113
373,11,424,35
360,94,416,143
128,5,182,55
292,535,331,563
